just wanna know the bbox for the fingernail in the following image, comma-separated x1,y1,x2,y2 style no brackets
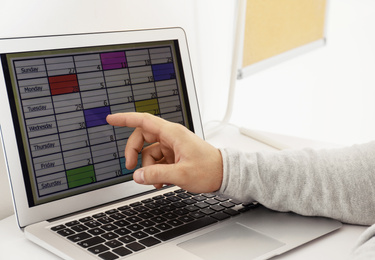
134,169,144,184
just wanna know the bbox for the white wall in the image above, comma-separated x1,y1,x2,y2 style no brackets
228,0,375,146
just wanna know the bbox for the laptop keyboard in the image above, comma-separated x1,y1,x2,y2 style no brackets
51,189,257,259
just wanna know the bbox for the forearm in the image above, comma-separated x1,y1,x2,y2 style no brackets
219,142,375,225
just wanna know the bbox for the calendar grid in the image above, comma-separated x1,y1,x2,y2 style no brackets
10,44,185,199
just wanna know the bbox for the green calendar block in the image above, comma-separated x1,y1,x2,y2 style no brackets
66,165,95,188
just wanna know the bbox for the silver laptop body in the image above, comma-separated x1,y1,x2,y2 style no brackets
0,28,341,260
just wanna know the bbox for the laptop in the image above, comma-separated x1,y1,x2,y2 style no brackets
0,27,341,260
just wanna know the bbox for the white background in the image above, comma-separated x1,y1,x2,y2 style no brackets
1,0,375,219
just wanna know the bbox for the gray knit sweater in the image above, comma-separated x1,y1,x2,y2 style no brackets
218,141,375,258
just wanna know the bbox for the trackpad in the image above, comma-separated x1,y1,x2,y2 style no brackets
178,223,285,260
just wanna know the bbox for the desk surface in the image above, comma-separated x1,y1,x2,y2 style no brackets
0,125,369,259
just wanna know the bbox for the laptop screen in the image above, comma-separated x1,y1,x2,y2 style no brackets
1,39,194,207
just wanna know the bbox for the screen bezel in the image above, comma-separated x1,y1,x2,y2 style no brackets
0,28,203,228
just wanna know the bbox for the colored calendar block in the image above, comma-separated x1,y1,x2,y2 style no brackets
66,165,95,188
135,99,160,115
100,52,127,70
152,63,175,81
49,74,79,95
83,106,111,128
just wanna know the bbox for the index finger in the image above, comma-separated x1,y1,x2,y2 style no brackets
106,112,166,135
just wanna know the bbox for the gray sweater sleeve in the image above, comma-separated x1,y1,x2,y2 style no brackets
218,141,375,258
218,141,375,225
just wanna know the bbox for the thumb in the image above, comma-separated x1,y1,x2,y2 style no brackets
133,164,179,187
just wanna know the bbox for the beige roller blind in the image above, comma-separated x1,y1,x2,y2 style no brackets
242,0,327,68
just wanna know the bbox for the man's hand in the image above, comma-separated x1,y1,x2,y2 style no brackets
106,112,223,193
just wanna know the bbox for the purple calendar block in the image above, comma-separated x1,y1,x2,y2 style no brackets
152,63,175,81
84,106,111,128
100,52,127,70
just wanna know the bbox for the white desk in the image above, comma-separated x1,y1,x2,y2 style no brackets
0,125,369,259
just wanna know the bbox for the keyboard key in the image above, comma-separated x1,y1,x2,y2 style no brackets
192,195,207,202
182,199,196,205
202,193,216,198
162,213,178,220
71,224,89,232
177,193,191,199
98,251,119,260
190,212,205,219
149,209,165,215
173,208,189,216
105,239,123,248
155,199,169,206
101,224,118,232
166,196,180,202
127,224,143,232
138,212,154,220
206,199,219,205
131,231,148,240
88,244,109,254
200,208,215,215
113,220,130,227
141,198,153,204
67,232,91,242
130,202,142,207
86,220,101,228
167,219,183,227
223,209,240,216
172,201,186,208
112,246,132,257
155,223,173,231
139,237,161,247
127,242,145,252
145,202,159,209
152,195,163,200
185,205,199,212
57,228,75,237
66,220,80,227
211,212,230,221
126,216,142,223
101,232,119,240
98,216,114,224
117,205,130,211
79,216,93,222
144,227,161,235
155,217,217,241
195,202,210,209
163,192,175,197
122,209,137,216
118,235,136,244
134,205,148,213
110,213,125,220
88,228,106,236
114,227,131,236
215,196,229,202
51,224,66,231
78,237,106,248
210,204,225,212
179,215,195,223
220,201,235,208
93,213,106,218
105,209,118,215
160,205,176,212
139,220,155,227
151,216,167,223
